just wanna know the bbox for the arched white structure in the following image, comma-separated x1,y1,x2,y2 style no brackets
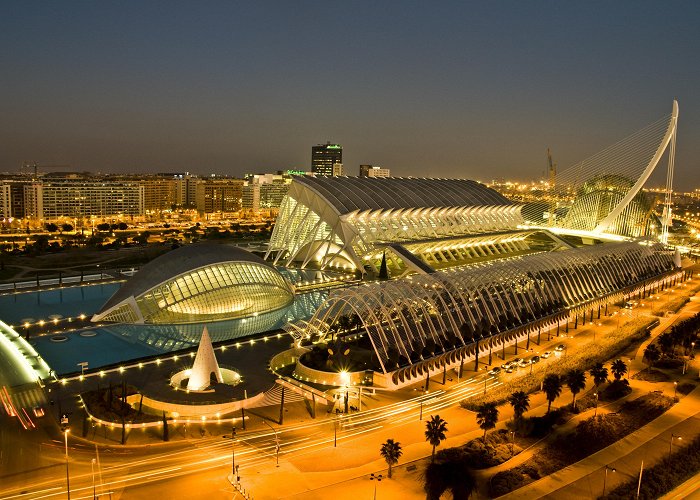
594,100,678,235
546,101,679,241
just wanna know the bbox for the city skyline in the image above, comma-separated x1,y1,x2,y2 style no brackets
2,2,700,186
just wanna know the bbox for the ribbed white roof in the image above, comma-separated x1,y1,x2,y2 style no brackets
292,176,512,215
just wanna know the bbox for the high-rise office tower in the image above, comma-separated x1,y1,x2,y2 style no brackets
311,142,342,176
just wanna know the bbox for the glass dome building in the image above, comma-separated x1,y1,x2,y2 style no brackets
92,244,294,324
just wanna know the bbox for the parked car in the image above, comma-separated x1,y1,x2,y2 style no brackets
488,367,501,376
555,344,566,352
512,358,523,366
541,351,552,359
530,355,541,364
518,358,531,367
505,365,514,373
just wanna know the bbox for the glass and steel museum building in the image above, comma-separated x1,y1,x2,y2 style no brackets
266,176,523,271
92,244,294,324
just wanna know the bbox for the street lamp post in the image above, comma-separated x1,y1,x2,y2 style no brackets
673,381,678,399
602,464,616,497
594,393,599,417
669,434,682,458
370,473,383,500
231,426,237,478
64,429,70,499
509,431,515,454
91,458,96,500
262,420,280,466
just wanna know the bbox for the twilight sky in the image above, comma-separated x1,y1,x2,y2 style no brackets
2,1,699,187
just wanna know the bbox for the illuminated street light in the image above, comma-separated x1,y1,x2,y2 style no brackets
91,458,96,500
602,464,616,496
370,473,383,500
669,433,682,458
60,415,70,500
261,420,280,466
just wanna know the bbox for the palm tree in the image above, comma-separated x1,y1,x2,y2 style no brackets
644,344,661,370
565,369,587,409
610,359,628,381
589,362,608,390
379,439,403,478
476,402,499,442
425,415,448,463
508,391,530,421
542,374,562,413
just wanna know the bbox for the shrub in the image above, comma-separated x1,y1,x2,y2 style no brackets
599,379,632,401
676,382,696,396
632,368,670,382
490,465,540,497
654,357,684,369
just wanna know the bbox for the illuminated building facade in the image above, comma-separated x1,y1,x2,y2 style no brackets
290,241,677,384
266,176,522,271
195,179,244,215
93,244,294,324
23,175,145,221
359,165,391,178
311,142,343,176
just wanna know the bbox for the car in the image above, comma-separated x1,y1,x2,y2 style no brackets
518,358,531,367
541,351,552,359
555,344,566,352
501,361,513,370
32,406,45,418
530,355,541,364
512,358,523,365
487,367,501,376
505,366,514,373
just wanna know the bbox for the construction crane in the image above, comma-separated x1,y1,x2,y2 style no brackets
547,148,557,225
21,162,73,181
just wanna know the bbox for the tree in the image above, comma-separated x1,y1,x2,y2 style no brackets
425,415,448,462
96,223,110,232
589,362,608,390
44,222,58,233
644,344,661,369
542,374,562,413
658,332,675,357
379,439,402,478
61,223,74,233
508,391,530,421
424,457,476,500
476,402,499,442
565,369,587,409
610,359,628,381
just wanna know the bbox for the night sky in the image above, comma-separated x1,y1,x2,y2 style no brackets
2,1,699,187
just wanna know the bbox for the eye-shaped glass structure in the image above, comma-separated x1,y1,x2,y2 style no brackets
93,244,294,324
